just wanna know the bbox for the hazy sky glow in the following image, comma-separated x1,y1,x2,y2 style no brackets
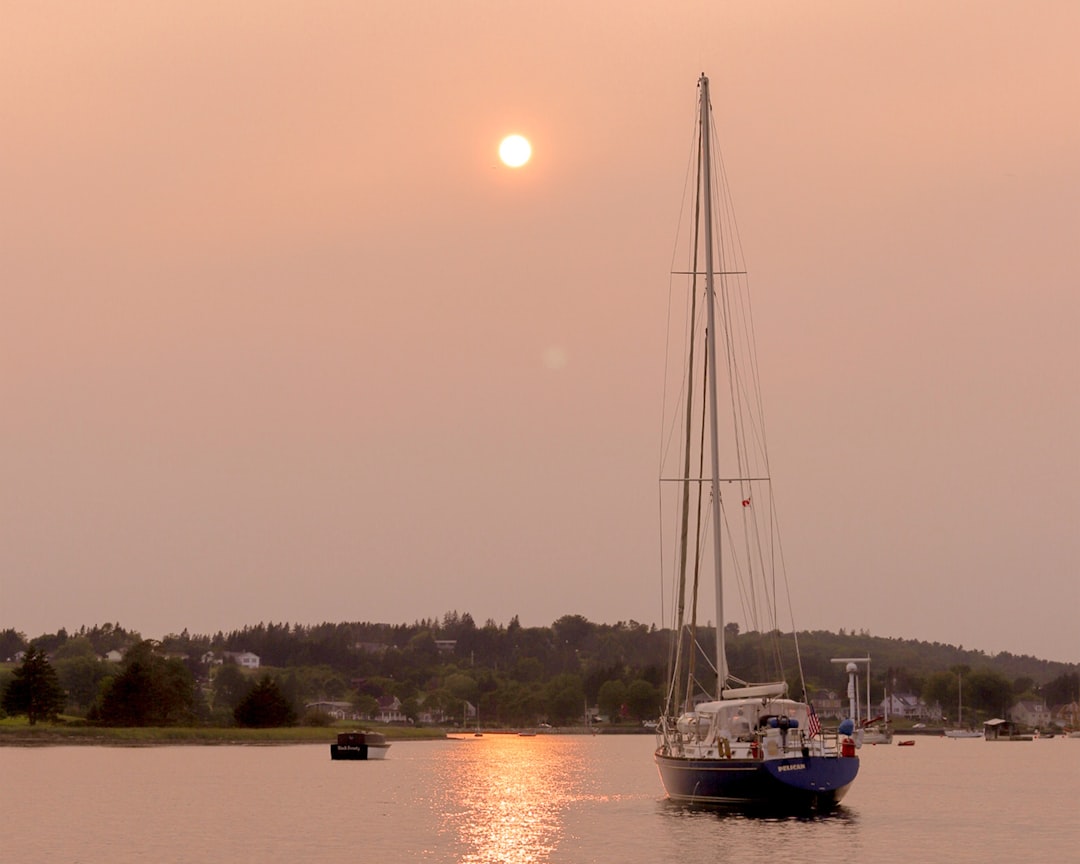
2,2,1077,662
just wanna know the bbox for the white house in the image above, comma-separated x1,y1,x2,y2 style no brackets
880,693,937,721
376,696,408,724
1010,700,1051,729
223,651,260,669
305,701,358,720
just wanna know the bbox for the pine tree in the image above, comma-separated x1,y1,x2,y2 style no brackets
2,647,66,724
233,676,297,728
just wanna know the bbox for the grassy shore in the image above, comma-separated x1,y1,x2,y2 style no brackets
0,718,447,746
0,718,647,745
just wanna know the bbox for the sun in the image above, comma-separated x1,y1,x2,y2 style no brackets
498,134,532,168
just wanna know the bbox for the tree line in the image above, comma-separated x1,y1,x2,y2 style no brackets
2,615,1077,729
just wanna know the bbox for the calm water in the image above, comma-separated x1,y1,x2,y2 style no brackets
3,734,1077,863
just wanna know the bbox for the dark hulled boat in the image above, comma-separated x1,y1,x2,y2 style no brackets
330,731,390,760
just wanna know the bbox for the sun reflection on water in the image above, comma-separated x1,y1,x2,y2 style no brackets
434,734,584,863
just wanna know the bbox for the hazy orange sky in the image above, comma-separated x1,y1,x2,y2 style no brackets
2,2,1077,662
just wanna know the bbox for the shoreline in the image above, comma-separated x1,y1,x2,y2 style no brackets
0,724,652,747
0,725,443,747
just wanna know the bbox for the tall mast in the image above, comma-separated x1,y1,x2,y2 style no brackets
699,74,728,695
958,671,963,726
673,152,703,716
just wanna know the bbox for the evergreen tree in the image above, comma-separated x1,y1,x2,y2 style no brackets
95,641,199,726
234,676,297,728
2,647,66,724
0,628,27,662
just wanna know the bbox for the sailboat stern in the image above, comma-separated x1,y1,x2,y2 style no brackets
655,750,858,811
762,754,859,800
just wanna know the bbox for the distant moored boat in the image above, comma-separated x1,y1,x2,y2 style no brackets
330,730,390,760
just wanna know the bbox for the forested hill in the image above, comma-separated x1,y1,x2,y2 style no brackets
774,628,1075,692
4,615,1075,689
3,616,1077,729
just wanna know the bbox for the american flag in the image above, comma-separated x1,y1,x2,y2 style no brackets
807,703,821,738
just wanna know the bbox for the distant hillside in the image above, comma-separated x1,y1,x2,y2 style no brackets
777,629,1076,690
5,618,1075,687
3,617,1076,728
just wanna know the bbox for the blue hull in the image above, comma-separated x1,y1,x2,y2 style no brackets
655,750,858,812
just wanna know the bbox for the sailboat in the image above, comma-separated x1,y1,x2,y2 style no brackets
652,75,859,811
944,670,982,738
861,715,894,745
